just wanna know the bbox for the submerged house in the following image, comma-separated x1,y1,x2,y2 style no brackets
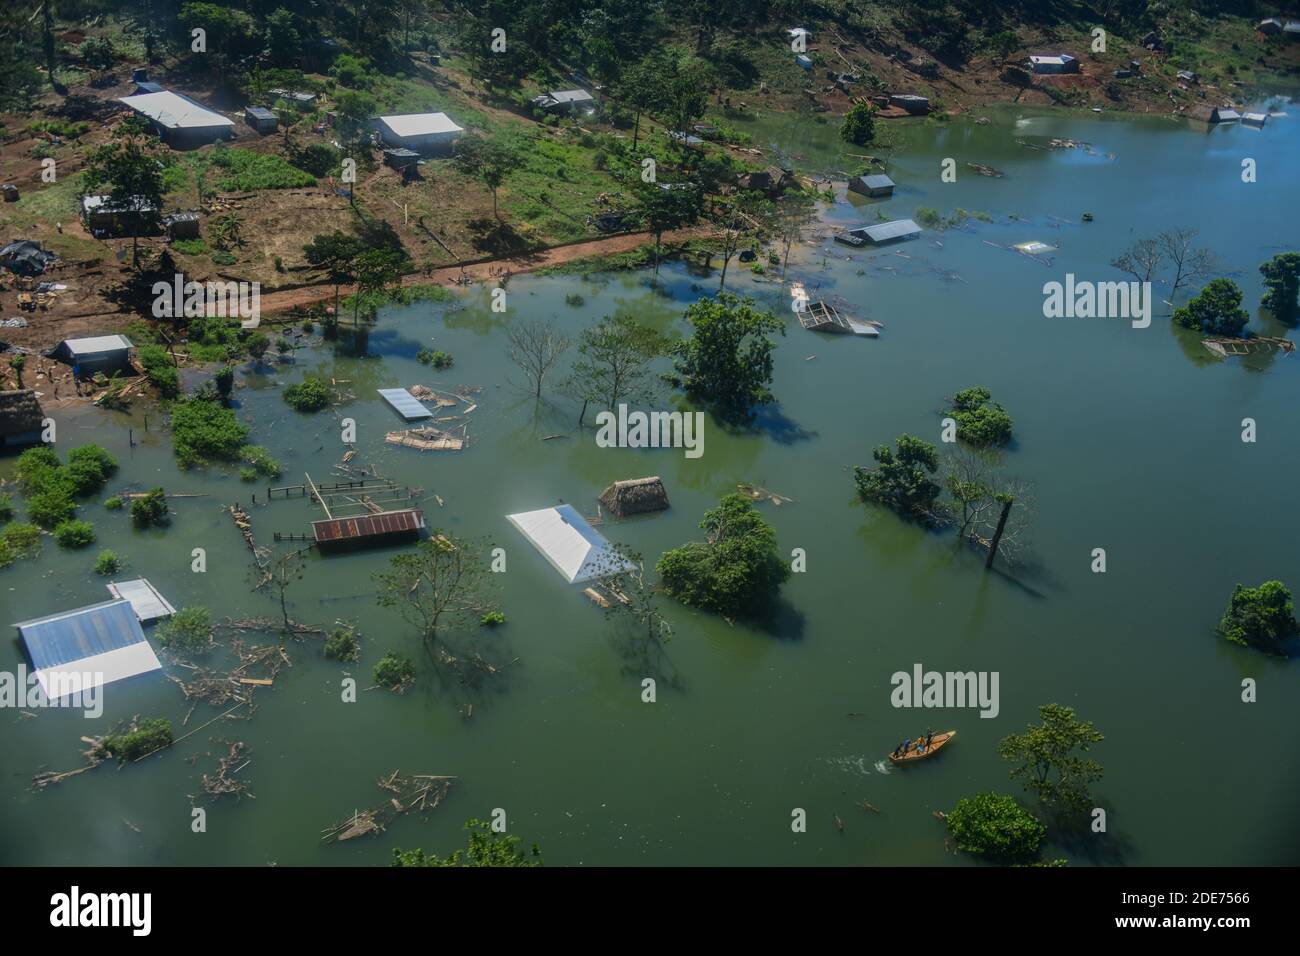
599,477,669,518
858,218,921,244
1029,54,1079,75
373,112,463,154
117,90,235,148
50,334,134,375
1187,104,1241,124
0,389,44,447
507,504,633,584
849,173,895,198
312,509,426,550
15,598,162,700
533,89,595,113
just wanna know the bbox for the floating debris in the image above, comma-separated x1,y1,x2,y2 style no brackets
321,771,456,844
1203,336,1295,358
966,162,1003,178
385,425,467,451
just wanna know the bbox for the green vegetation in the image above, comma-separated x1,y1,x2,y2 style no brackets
93,549,123,575
998,704,1104,813
374,534,495,643
156,606,214,651
840,102,877,145
1217,580,1297,652
946,387,1013,448
373,651,416,690
137,344,180,398
0,494,13,523
204,144,316,191
105,496,124,511
82,118,165,267
667,293,783,423
946,793,1046,861
324,627,361,662
97,718,173,763
239,445,282,479
657,494,789,619
415,349,454,369
480,610,506,627
54,519,96,549
66,445,119,495
1259,253,1300,323
392,818,541,867
282,377,333,412
129,488,169,528
565,314,666,425
27,489,76,530
171,238,209,256
3,522,41,557
855,435,942,518
170,398,250,467
1174,278,1249,336
453,134,526,219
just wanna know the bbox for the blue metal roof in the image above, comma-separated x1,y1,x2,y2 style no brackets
863,219,921,243
15,599,147,670
377,388,432,420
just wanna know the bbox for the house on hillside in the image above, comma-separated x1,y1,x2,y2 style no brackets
1028,54,1079,75
1258,18,1283,34
533,89,595,113
1186,104,1241,124
1177,70,1198,83
0,389,44,448
372,112,463,155
50,335,134,376
117,90,235,148
889,93,930,114
80,195,161,238
244,106,277,134
737,166,790,196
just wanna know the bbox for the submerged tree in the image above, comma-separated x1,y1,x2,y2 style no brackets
1159,228,1216,303
666,293,784,423
633,179,703,277
1217,580,1297,652
1259,252,1300,323
945,386,1013,448
1173,278,1249,337
393,818,541,867
855,435,942,519
840,102,877,145
946,793,1046,862
564,314,665,425
374,534,495,644
656,493,790,619
997,704,1104,813
1110,237,1164,283
506,319,571,399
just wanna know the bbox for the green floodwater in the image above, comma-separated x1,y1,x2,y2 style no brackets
3,102,1300,866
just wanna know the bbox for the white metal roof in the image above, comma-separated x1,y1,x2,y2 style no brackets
15,598,161,701
376,113,463,138
62,334,134,354
507,505,633,584
107,578,177,623
862,219,921,242
377,388,433,419
1030,54,1075,65
119,91,235,130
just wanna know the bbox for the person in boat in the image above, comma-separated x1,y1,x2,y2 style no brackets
901,738,911,755
916,739,926,755
925,729,935,748
892,743,902,758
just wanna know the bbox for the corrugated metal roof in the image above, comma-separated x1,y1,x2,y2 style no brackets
106,578,177,622
861,174,895,189
15,599,162,699
507,505,633,583
61,334,134,355
312,508,425,543
863,219,921,242
245,106,277,120
376,112,463,138
378,388,433,419
119,91,235,129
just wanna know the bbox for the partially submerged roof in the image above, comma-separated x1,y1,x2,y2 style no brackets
15,599,162,700
507,504,633,584
861,218,921,243
0,389,43,436
106,578,177,623
118,90,235,130
312,508,426,545
860,174,895,190
376,112,463,138
378,387,433,420
60,334,133,355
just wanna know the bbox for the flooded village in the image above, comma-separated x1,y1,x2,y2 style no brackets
2,1,1300,872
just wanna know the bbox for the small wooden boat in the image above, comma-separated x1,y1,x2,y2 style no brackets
888,730,956,765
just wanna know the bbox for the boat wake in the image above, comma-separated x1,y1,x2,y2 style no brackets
826,755,875,776
873,760,893,775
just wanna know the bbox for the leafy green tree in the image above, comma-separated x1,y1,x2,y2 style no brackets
304,231,364,320
373,651,416,690
667,293,784,423
998,704,1105,812
947,386,1013,448
9,354,25,388
130,488,169,527
79,37,116,71
265,8,302,67
351,247,407,323
453,135,526,219
393,818,541,867
565,314,666,425
373,534,495,644
657,493,790,618
82,118,166,268
66,445,118,495
659,52,712,137
840,102,877,145
138,344,179,398
156,607,213,650
946,793,1045,861
245,332,271,366
283,377,332,412
615,55,665,150
1259,252,1300,323
169,399,249,467
1218,580,1297,651
334,89,379,155
54,520,96,549
180,3,259,79
632,180,703,276
855,435,942,518
1173,278,1249,336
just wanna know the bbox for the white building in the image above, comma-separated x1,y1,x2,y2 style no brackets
117,90,235,148
372,112,463,154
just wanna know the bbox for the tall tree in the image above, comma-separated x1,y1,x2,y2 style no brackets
82,118,166,268
1173,278,1249,337
303,231,364,321
855,434,942,519
632,180,702,276
997,704,1105,812
1110,237,1163,282
1259,252,1300,323
351,247,407,323
506,319,571,399
564,314,665,425
373,534,495,645
667,293,784,423
1159,228,1215,303
453,134,525,219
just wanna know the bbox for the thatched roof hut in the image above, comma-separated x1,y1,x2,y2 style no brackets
0,388,44,447
599,476,669,517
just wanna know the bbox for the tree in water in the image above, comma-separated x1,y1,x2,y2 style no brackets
564,313,665,426
997,703,1104,813
1217,580,1297,652
666,293,784,424
855,435,942,519
1173,278,1249,336
1259,252,1300,324
392,818,541,867
373,533,496,646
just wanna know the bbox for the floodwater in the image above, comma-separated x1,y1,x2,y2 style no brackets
3,102,1299,866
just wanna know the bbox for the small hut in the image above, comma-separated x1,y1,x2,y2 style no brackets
0,388,44,447
599,477,670,517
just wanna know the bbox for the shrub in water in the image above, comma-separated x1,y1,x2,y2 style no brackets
156,606,213,650
374,651,415,689
324,628,361,662
93,549,123,575
130,488,169,528
54,519,96,548
283,376,332,412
